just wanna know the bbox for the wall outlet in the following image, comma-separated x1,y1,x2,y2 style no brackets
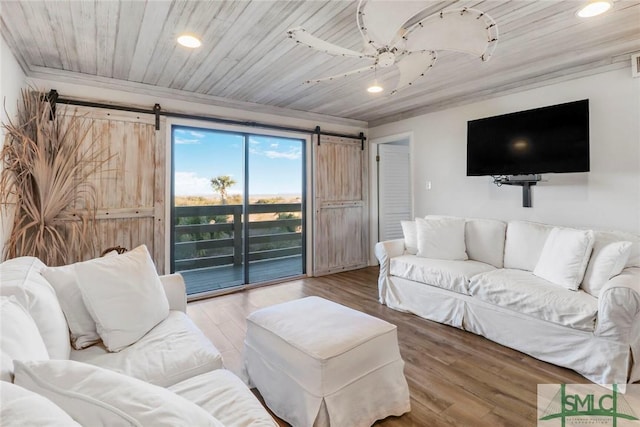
426,180,432,190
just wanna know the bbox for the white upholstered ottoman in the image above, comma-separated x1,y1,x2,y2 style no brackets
243,296,410,427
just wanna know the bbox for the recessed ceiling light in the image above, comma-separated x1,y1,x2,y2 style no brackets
177,34,202,48
576,0,612,18
367,82,383,93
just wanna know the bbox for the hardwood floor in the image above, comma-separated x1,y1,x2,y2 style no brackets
187,267,589,426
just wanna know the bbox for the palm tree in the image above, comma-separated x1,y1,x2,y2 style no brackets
210,175,237,205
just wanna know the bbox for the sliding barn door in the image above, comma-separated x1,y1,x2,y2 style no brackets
313,135,368,276
64,107,166,273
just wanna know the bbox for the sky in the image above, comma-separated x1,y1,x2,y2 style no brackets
173,126,303,197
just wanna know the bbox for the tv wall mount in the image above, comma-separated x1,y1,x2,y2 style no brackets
492,174,542,208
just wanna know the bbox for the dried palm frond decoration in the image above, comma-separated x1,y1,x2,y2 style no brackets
0,89,108,265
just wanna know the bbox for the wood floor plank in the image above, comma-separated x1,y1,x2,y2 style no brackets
188,266,604,426
220,349,243,377
198,322,236,353
403,375,454,415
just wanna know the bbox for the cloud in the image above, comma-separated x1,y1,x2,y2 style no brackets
174,128,206,144
264,148,301,160
174,172,212,196
175,138,200,145
249,142,301,160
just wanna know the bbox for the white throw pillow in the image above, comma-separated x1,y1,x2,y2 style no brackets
400,220,418,255
415,217,468,260
427,215,507,268
504,221,554,271
533,228,595,290
13,360,225,427
0,380,81,427
0,257,71,360
74,245,170,352
0,296,49,381
581,241,632,297
41,264,101,350
593,230,640,268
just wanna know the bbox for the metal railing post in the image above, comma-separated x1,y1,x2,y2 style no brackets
233,206,243,266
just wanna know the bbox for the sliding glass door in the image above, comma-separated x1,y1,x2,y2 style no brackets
246,135,305,284
171,125,304,296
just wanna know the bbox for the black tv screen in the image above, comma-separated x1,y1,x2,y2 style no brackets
466,99,590,176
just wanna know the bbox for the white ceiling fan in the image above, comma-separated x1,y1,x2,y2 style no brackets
287,0,499,94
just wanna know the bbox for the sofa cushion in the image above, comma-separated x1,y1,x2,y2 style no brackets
592,230,640,268
464,218,507,268
390,255,495,295
533,228,594,290
0,257,71,359
41,264,101,350
581,241,632,297
74,245,170,352
426,215,507,268
0,296,49,381
169,369,278,427
400,220,418,255
13,359,225,427
504,221,554,271
0,380,81,427
416,217,468,260
70,310,223,387
469,269,598,331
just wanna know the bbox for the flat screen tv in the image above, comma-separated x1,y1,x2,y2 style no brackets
466,99,590,176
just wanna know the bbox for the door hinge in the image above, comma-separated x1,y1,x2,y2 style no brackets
376,155,380,162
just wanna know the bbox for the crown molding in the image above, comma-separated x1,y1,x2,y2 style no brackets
25,66,368,130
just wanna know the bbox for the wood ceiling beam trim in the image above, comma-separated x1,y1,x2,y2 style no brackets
26,66,367,129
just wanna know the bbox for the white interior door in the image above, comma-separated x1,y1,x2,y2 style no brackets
378,143,411,241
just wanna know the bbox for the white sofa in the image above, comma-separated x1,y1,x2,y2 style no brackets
0,254,277,426
375,217,640,389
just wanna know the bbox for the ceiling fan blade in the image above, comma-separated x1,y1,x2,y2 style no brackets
287,27,368,58
403,8,499,61
390,51,437,95
305,65,376,83
358,0,431,48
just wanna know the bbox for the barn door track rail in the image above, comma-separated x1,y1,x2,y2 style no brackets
45,90,366,142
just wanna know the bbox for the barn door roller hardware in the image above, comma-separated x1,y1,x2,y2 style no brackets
153,104,161,130
46,89,59,120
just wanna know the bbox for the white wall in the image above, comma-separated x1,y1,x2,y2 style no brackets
0,33,27,257
1,38,25,126
370,68,640,234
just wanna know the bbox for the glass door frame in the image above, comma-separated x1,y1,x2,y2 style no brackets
165,118,311,300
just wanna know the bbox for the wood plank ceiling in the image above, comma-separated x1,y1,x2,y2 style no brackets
1,0,639,125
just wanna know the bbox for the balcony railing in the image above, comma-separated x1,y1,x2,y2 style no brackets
173,203,302,272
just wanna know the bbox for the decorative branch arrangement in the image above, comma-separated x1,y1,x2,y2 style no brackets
0,89,107,265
